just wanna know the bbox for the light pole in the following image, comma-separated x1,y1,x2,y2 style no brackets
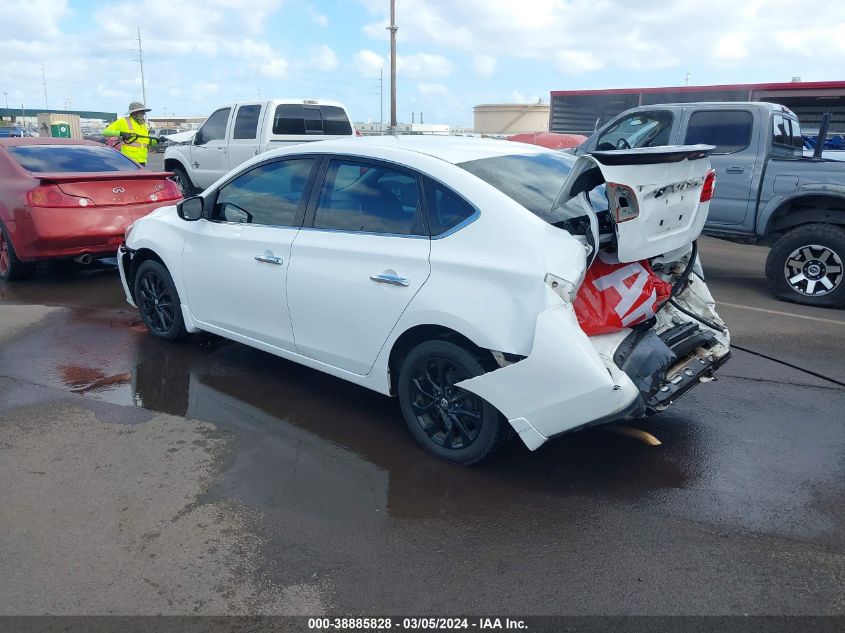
387,0,397,131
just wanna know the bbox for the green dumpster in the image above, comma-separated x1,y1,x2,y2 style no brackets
50,121,71,138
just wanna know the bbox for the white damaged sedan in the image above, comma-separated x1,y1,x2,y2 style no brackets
118,136,730,465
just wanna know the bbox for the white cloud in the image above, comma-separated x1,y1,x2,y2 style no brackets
555,50,603,74
307,45,339,72
714,33,750,60
259,59,289,79
417,82,450,97
510,91,541,104
398,53,452,79
307,4,329,26
353,49,386,76
473,55,496,77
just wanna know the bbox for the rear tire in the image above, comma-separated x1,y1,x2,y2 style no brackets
170,165,196,197
0,221,35,281
765,224,845,308
398,340,508,466
133,260,187,341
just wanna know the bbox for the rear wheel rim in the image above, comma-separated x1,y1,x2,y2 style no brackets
138,271,175,333
0,231,10,276
408,356,483,450
783,244,843,296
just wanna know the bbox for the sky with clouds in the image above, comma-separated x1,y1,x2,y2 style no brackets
2,0,844,126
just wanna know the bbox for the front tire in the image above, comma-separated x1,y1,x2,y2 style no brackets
398,340,508,466
0,221,35,281
765,224,845,308
133,260,187,341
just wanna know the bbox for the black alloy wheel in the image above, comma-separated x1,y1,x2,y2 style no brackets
398,340,508,465
133,260,186,341
766,224,845,308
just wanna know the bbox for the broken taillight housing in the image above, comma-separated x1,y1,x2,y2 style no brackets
153,179,182,202
26,184,95,208
606,182,639,223
700,169,716,202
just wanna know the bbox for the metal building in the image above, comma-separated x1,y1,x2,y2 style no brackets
549,81,845,135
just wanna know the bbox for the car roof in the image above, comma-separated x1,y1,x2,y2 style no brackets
0,138,102,147
278,135,554,165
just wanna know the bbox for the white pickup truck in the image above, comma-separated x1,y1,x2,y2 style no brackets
164,99,356,194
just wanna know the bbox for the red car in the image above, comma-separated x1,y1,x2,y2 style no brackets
0,138,182,280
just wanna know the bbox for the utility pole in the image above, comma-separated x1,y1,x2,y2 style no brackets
137,27,147,105
387,0,398,131
41,65,49,110
379,68,384,127
684,72,690,87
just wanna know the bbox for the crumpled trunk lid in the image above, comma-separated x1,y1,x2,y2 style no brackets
554,145,715,262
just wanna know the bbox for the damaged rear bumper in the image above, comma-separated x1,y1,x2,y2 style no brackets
456,278,729,451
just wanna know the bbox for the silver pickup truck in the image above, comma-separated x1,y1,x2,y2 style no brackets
574,102,845,308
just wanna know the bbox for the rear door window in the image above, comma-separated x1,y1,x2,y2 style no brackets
232,105,261,140
313,159,425,235
423,179,476,236
7,145,142,172
684,110,753,153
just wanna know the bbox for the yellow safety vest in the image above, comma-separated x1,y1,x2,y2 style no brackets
103,116,154,164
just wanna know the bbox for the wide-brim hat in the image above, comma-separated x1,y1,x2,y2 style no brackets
128,101,151,115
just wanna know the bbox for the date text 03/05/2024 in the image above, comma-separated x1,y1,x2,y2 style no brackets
307,617,528,630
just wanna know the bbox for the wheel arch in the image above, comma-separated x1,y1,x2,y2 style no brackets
125,247,167,302
386,324,498,396
761,193,845,237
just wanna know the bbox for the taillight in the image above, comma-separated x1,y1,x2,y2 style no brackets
26,184,95,208
700,169,716,202
355,129,363,137
152,179,182,202
606,182,639,223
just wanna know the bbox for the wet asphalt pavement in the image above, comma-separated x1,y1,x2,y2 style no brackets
0,237,843,616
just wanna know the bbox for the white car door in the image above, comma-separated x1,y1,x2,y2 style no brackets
287,157,431,375
227,103,264,172
181,157,319,351
190,107,232,190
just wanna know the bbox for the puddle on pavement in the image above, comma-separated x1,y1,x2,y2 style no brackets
2,263,840,540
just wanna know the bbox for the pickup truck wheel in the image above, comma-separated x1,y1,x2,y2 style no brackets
0,221,35,282
170,166,196,197
134,260,187,341
398,340,508,466
766,224,845,308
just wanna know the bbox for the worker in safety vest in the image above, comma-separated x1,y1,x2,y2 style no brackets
101,102,167,166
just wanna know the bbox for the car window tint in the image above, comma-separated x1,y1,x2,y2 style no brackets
314,160,425,235
272,104,352,135
596,111,673,150
321,106,353,135
788,117,803,149
772,114,791,147
423,179,475,236
196,108,230,144
233,105,261,140
458,151,607,235
7,145,142,172
273,104,306,134
684,110,753,153
212,158,315,227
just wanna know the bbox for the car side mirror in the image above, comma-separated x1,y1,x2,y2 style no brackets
177,196,204,221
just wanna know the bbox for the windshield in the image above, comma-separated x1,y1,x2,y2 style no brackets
8,145,142,172
457,152,607,232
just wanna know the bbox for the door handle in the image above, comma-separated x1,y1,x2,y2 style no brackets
255,255,283,265
726,166,744,174
370,273,410,287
